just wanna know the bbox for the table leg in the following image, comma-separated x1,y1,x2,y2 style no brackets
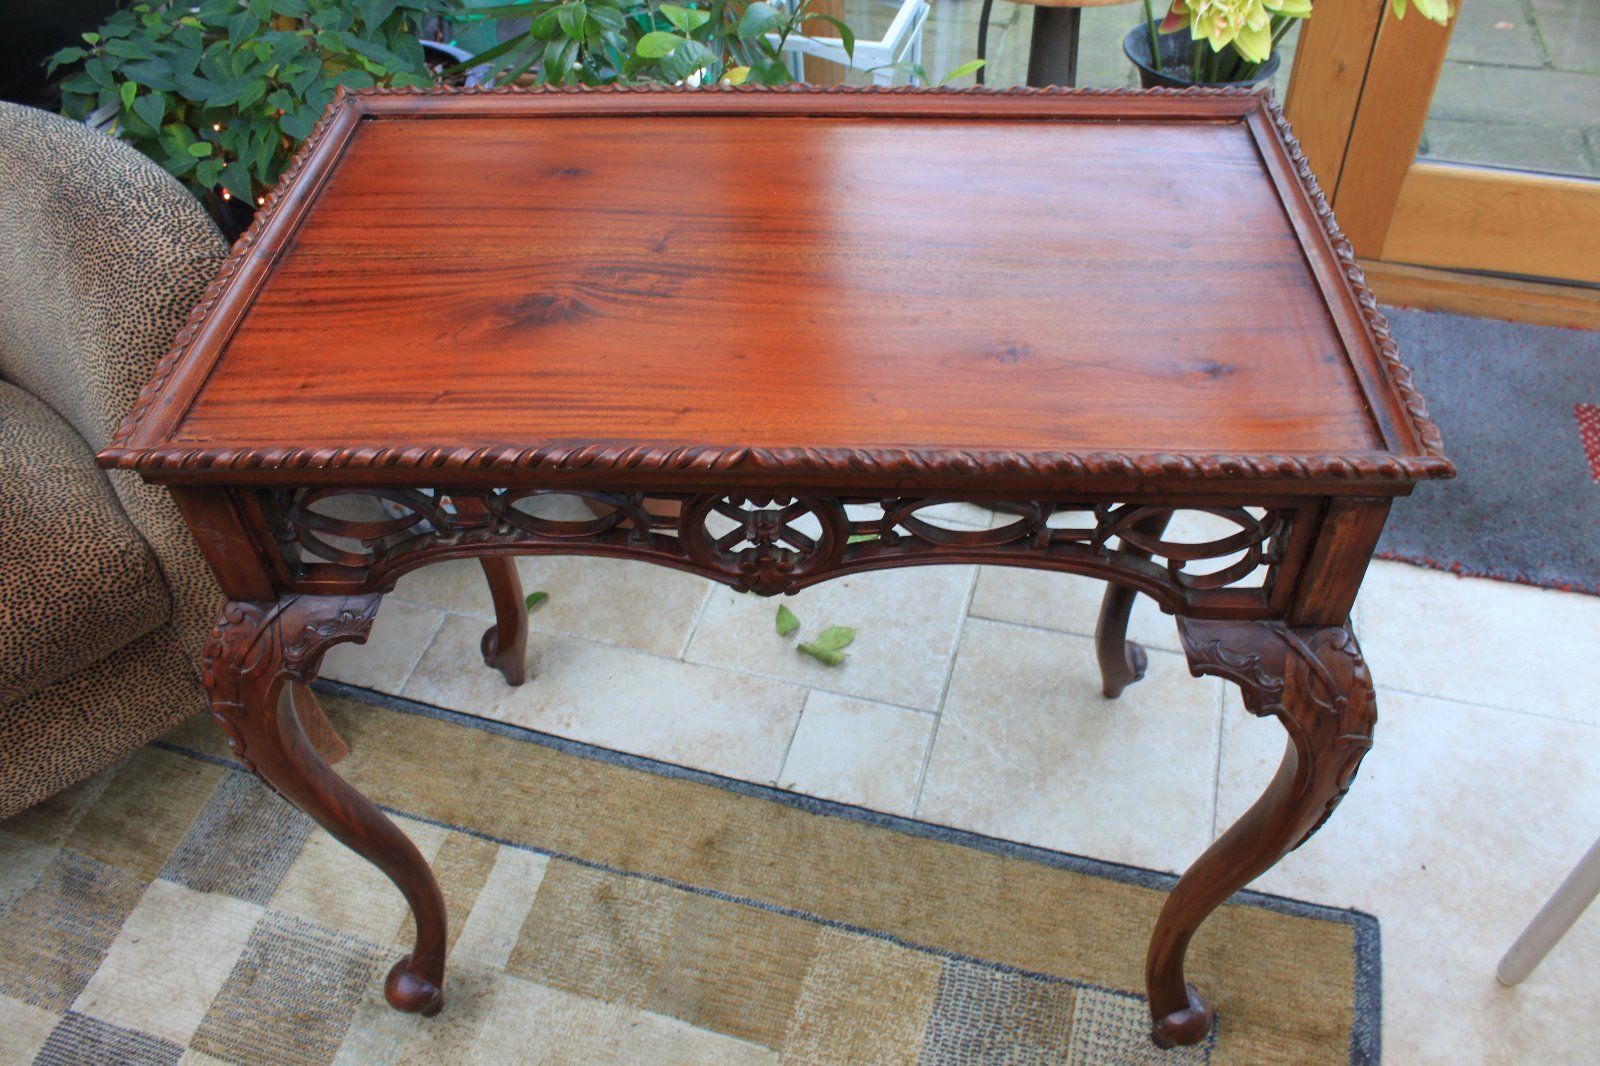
478,557,529,687
1095,511,1172,698
1146,617,1377,1047
201,594,448,1016
1026,6,1081,88
289,681,349,764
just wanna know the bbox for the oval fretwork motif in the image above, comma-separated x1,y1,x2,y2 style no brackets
261,489,1293,606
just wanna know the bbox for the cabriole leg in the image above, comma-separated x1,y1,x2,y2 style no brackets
1145,617,1376,1047
202,595,448,1016
1095,511,1171,698
478,557,528,687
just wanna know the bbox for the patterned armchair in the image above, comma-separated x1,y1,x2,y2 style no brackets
0,102,229,819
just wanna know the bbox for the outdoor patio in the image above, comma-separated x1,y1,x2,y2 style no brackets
839,0,1600,177
317,528,1600,1063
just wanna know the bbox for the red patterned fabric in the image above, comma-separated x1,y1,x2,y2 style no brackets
1578,404,1600,486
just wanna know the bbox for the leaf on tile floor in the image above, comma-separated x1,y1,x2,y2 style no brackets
524,591,549,613
775,604,800,637
797,642,847,666
797,625,855,666
812,625,856,651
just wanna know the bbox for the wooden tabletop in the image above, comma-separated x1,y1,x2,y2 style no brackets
102,86,1449,494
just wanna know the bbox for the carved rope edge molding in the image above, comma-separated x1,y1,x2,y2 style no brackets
105,85,1452,484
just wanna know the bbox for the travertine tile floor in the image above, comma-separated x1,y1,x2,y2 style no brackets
321,524,1600,1064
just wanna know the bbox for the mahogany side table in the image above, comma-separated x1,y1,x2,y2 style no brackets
100,84,1452,1048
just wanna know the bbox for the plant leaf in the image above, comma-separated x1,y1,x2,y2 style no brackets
524,590,549,612
775,604,800,636
220,160,254,201
797,642,846,666
557,2,588,39
737,2,785,39
635,30,682,58
810,625,856,652
937,58,985,85
661,3,711,33
131,90,165,129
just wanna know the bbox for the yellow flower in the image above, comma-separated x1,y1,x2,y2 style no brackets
1161,0,1311,62
1389,0,1453,25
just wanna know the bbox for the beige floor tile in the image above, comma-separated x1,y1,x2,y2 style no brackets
778,693,935,816
320,598,444,694
1358,561,1600,725
1217,689,1600,1064
969,568,1183,654
72,880,263,1045
403,616,807,783
394,556,712,659
685,566,976,711
917,619,1223,871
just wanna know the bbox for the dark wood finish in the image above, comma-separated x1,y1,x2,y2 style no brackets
289,682,349,765
200,595,446,1014
477,557,528,686
1095,510,1171,698
1152,617,1377,1046
102,87,1448,493
100,86,1451,1047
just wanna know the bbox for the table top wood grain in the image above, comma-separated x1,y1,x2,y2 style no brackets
101,86,1450,494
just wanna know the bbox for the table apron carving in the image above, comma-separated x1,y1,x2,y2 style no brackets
236,486,1324,614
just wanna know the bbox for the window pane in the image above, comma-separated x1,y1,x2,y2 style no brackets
1421,0,1600,179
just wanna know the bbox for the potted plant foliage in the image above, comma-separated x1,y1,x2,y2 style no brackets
451,0,855,87
1123,0,1455,89
48,0,451,238
48,0,868,239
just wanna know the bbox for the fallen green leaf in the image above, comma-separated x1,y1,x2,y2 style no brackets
811,625,856,652
775,604,800,637
524,591,549,612
797,642,846,666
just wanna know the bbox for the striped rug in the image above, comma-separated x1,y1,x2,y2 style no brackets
0,685,1379,1064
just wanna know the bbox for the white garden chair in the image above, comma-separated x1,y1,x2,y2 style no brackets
772,0,931,85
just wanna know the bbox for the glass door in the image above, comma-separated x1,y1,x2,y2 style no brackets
1284,0,1600,287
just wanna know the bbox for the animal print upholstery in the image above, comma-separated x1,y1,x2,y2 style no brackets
0,102,229,819
0,627,204,821
0,383,170,705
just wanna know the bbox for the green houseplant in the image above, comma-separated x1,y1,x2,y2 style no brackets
1124,0,1456,88
451,0,855,88
47,0,878,236
48,0,448,224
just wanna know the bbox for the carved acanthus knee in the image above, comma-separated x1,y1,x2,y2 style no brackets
1177,618,1376,848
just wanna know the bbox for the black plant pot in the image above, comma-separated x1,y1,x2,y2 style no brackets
1122,25,1280,90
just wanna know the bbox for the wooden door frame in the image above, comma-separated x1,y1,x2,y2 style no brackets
1283,0,1600,292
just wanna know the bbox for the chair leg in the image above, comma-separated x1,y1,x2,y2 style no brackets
1497,836,1600,985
